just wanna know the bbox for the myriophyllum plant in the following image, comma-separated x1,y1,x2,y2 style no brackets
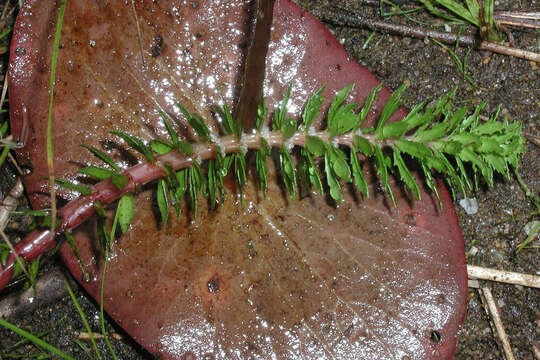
0,80,526,290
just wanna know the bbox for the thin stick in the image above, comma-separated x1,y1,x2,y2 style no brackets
78,332,123,341
0,69,8,108
0,178,23,231
480,287,516,360
479,41,540,62
7,152,24,176
315,8,540,62
468,265,540,288
0,2,15,31
495,11,540,29
130,0,146,68
533,343,540,360
523,132,540,148
467,279,480,288
0,0,9,20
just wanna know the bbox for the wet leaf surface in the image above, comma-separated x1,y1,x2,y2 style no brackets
9,0,467,358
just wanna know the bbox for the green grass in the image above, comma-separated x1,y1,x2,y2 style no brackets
64,278,102,360
430,38,485,89
0,318,75,360
416,0,501,42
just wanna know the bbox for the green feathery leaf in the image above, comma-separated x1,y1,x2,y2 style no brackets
374,145,396,206
157,179,169,225
393,148,421,199
356,84,382,130
305,135,327,156
111,130,155,163
273,85,297,139
324,154,342,203
327,145,351,182
177,104,211,142
207,159,218,208
150,139,174,155
55,179,92,196
301,86,325,131
117,194,134,234
350,148,369,198
188,163,206,217
376,82,408,137
328,84,358,137
255,139,271,193
216,103,241,139
279,145,297,199
79,166,115,180
256,98,268,132
353,135,375,156
159,111,179,147
304,148,324,195
81,145,121,172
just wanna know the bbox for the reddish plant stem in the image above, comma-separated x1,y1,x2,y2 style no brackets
1,129,382,292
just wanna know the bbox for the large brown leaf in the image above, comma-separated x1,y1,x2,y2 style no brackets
9,0,467,358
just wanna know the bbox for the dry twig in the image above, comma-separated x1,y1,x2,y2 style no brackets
7,152,23,176
0,69,7,108
468,265,540,289
78,331,123,341
467,278,480,288
0,178,23,231
523,133,540,148
533,343,540,360
480,287,516,360
314,6,540,62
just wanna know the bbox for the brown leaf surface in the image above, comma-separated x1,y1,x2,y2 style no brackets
9,0,467,358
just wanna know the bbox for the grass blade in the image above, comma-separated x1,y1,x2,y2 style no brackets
0,318,75,360
63,278,101,360
46,0,67,253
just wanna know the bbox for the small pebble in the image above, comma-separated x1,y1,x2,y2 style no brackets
494,240,507,249
459,197,479,215
524,220,539,236
467,246,479,257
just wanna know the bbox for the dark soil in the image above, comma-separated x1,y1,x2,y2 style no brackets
0,0,538,359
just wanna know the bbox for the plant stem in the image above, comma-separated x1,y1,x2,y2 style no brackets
0,85,525,293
